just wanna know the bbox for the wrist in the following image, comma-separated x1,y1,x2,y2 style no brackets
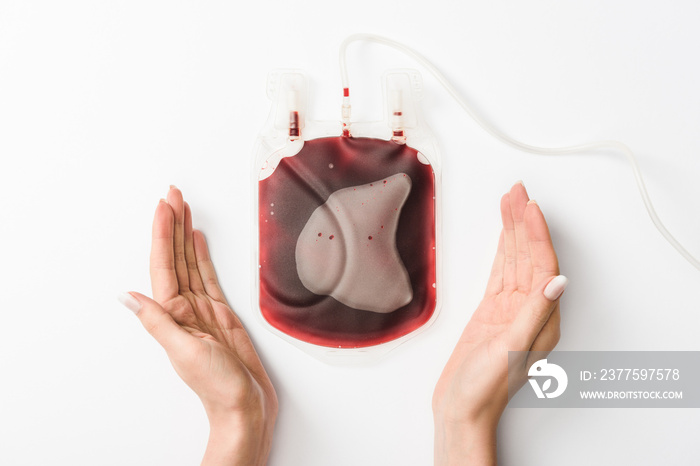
434,414,498,466
202,407,276,466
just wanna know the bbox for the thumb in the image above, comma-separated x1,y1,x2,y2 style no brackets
118,291,192,353
507,275,568,351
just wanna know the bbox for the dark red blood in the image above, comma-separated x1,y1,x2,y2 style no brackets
329,235,334,240
258,137,436,348
368,236,373,240
318,232,322,237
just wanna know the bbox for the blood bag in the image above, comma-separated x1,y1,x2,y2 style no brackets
253,70,441,362
252,35,700,362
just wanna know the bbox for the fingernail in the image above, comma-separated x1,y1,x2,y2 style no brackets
169,184,177,190
543,275,568,301
516,180,525,187
118,292,142,315
527,199,538,206
159,198,167,204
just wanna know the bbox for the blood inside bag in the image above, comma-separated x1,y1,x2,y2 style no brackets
258,137,436,348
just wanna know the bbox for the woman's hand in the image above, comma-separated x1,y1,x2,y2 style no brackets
432,182,567,465
120,186,277,466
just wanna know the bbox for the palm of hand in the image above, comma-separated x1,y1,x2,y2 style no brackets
468,291,527,337
162,295,261,410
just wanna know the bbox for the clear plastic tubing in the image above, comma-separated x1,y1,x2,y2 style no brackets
339,33,700,272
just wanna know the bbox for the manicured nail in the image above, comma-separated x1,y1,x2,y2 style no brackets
516,180,525,187
543,275,568,301
118,292,142,315
527,199,538,206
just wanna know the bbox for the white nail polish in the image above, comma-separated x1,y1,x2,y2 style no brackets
543,275,568,301
118,292,142,315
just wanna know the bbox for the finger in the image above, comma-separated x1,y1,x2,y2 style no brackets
507,275,568,351
150,199,179,303
509,182,532,291
500,192,517,291
484,230,505,296
524,200,559,291
184,202,205,293
166,186,189,292
193,230,227,303
119,291,194,353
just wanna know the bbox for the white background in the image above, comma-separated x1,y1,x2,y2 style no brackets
1,1,699,465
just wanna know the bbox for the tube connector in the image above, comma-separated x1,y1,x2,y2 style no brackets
341,87,351,137
384,71,420,144
266,71,306,142
390,89,406,144
288,88,301,140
